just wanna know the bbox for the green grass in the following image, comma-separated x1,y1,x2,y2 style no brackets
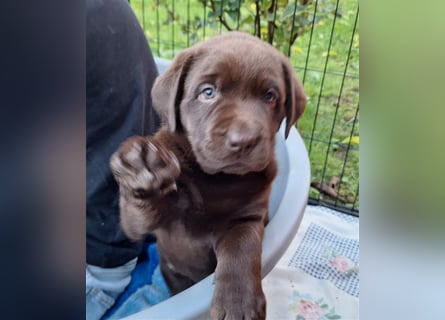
129,0,359,212
292,0,359,210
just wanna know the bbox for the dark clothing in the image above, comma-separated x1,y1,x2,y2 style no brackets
86,0,160,268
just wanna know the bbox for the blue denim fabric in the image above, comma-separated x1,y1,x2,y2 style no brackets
104,265,170,319
86,287,116,320
103,243,171,319
86,258,137,320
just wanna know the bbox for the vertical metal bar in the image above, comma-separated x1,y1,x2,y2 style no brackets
254,0,260,37
268,0,279,44
172,0,175,56
305,0,320,155
334,6,360,208
236,0,241,30
301,0,319,84
142,0,145,29
219,0,225,34
156,0,160,56
287,0,299,57
319,3,358,205
335,103,359,208
203,0,207,39
308,0,340,203
187,0,191,47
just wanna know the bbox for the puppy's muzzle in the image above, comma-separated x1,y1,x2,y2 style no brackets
225,122,260,154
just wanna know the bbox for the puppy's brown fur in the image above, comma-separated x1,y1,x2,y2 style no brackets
110,32,306,319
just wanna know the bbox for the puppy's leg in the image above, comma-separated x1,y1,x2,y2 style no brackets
110,136,180,240
211,221,266,320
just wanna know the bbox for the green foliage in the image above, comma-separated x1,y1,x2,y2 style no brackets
153,0,340,53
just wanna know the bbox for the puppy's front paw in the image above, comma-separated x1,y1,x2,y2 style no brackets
110,136,180,198
210,281,266,320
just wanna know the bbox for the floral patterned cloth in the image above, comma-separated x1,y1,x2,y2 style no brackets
262,206,359,320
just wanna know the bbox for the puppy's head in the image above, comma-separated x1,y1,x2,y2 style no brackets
152,32,306,175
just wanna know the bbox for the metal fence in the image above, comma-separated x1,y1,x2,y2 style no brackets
129,0,359,216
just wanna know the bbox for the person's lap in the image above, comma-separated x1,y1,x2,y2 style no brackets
86,0,160,319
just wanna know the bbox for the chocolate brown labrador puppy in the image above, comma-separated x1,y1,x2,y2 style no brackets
110,32,306,319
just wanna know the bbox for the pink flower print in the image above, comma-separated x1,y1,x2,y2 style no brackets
297,299,325,320
331,255,356,274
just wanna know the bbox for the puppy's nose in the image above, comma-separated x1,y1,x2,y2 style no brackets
226,126,259,152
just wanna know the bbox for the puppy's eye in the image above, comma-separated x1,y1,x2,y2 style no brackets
199,86,216,100
264,90,278,104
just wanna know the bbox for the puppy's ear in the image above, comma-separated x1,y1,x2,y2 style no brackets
151,49,195,132
282,60,306,139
